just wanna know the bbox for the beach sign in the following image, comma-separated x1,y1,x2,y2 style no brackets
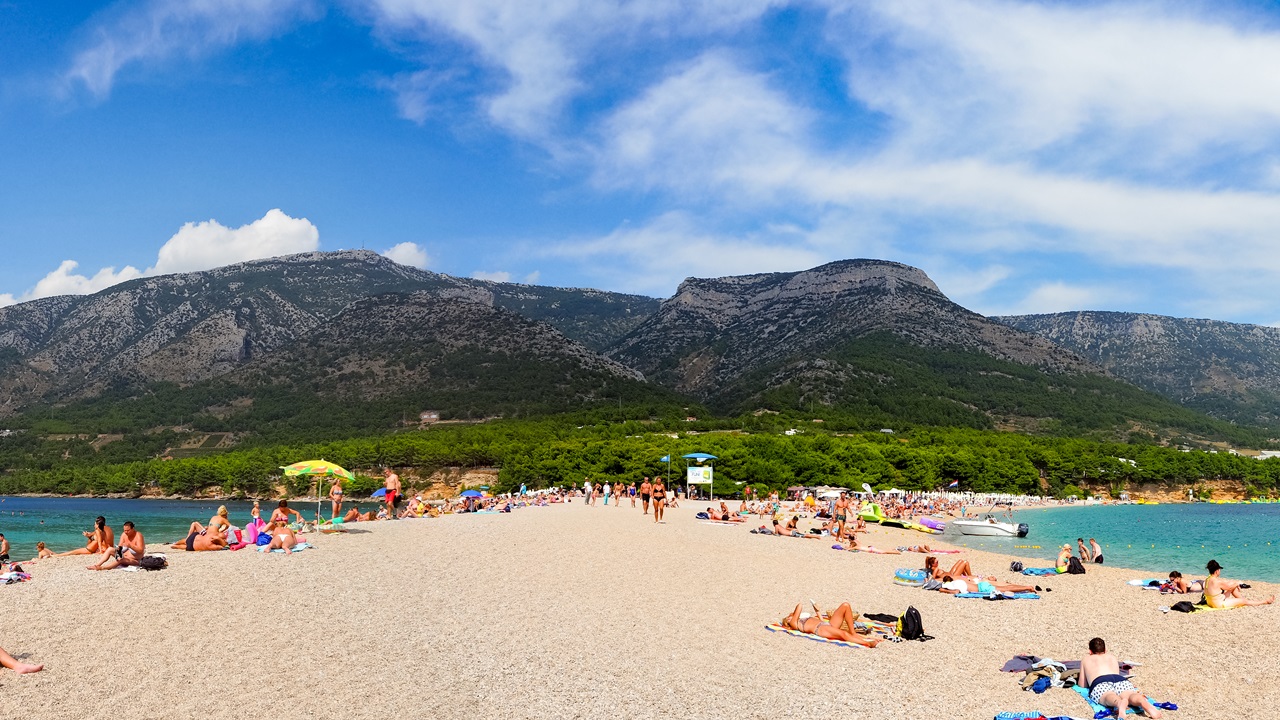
687,466,713,484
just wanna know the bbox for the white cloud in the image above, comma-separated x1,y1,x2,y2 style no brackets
0,294,18,308
522,270,541,284
471,270,511,282
994,282,1128,316
5,210,318,304
63,0,315,98
382,241,431,269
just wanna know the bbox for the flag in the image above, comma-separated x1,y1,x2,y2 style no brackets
660,455,670,462
947,480,959,488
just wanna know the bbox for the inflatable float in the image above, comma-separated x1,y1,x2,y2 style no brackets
919,517,947,532
893,568,928,587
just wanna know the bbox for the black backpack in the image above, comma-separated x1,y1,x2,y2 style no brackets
1066,556,1086,575
1010,560,1024,572
1170,600,1196,613
139,555,167,571
898,606,924,640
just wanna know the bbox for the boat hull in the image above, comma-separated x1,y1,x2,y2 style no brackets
953,520,1028,537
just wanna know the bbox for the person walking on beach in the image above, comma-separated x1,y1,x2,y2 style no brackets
88,521,144,571
1079,638,1163,719
652,477,666,523
640,477,652,515
383,468,401,518
833,492,851,541
1090,538,1103,564
603,482,612,506
629,482,636,508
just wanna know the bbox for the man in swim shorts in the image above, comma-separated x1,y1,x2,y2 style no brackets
833,492,850,541
0,534,9,564
1090,538,1103,564
639,477,652,515
89,521,145,570
1079,637,1162,719
383,468,401,519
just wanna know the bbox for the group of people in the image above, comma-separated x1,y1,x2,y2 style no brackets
580,477,674,523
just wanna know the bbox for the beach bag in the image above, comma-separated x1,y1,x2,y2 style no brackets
696,512,710,519
1170,601,1196,613
1066,557,1086,575
256,533,272,546
1010,561,1024,572
897,606,924,640
139,555,167,571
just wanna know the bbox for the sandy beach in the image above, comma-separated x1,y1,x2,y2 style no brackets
1,502,1276,719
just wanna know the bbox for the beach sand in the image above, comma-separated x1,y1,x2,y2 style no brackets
1,502,1276,719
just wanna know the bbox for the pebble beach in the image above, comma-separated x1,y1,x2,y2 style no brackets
2,502,1276,719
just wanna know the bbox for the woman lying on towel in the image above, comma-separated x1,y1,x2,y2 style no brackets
1162,571,1203,594
263,520,299,554
937,575,1037,594
925,556,974,580
780,602,881,647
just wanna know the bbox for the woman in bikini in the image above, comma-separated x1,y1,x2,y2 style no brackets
263,520,299,554
1203,559,1273,608
780,602,880,647
925,555,973,580
57,516,113,556
328,479,344,520
651,477,666,523
172,521,228,551
271,500,305,525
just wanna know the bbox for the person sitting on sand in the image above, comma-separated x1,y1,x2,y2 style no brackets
206,506,231,538
1162,571,1203,594
0,644,42,674
58,516,113,557
271,500,305,525
925,556,973,580
1080,637,1163,719
88,521,144,570
780,602,880,648
1056,544,1073,572
936,575,1037,595
1203,559,1274,608
32,542,53,561
172,521,228,551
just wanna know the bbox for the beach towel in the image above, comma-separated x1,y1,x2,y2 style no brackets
992,713,1073,720
764,623,868,649
1070,684,1177,717
1022,567,1060,576
257,542,311,554
0,571,31,584
956,592,1040,599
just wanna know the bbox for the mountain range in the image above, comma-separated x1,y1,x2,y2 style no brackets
1,250,1277,444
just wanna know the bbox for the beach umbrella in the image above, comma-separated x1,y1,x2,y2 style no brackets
280,459,356,521
371,488,387,498
460,490,484,498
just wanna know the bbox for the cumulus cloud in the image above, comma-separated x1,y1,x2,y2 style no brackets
63,0,315,98
4,209,318,304
471,270,512,282
382,241,431,269
995,282,1129,316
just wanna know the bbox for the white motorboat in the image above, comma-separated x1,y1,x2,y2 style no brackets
952,504,1029,537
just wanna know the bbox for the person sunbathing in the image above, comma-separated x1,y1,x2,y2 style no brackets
88,521,144,570
1056,545,1073,572
936,575,1036,594
271,500,305,525
1163,571,1202,594
1203,559,1274,608
263,521,298,554
925,556,973,580
1080,637,1162,719
32,542,53,561
172,521,228,551
206,506,231,536
0,644,42,674
780,602,880,647
900,544,932,553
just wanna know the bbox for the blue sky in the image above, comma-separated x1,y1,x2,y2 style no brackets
4,1,1280,323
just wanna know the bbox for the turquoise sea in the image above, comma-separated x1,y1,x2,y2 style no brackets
941,503,1280,582
0,497,267,556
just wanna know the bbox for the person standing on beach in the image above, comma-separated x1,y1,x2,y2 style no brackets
1090,538,1103,564
833,493,851,541
603,482,611,506
652,477,666,523
0,534,9,565
329,477,344,521
582,478,592,505
629,482,636,508
640,477,652,515
383,468,401,519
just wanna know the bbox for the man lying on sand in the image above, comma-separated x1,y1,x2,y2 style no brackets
172,521,228,552
1203,560,1274,608
88,521,144,570
1080,637,1162,719
780,602,880,647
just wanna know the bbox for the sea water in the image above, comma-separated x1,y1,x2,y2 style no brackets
0,497,267,556
941,503,1280,582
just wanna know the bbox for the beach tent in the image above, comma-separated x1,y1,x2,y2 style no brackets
682,453,718,500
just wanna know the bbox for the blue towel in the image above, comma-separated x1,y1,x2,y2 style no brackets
1022,567,1060,576
955,592,1040,599
1071,683,1177,716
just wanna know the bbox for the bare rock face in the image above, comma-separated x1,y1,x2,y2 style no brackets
609,259,1096,398
999,311,1280,424
0,250,658,412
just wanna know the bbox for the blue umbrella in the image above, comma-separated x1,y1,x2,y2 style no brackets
460,489,484,498
371,488,387,498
